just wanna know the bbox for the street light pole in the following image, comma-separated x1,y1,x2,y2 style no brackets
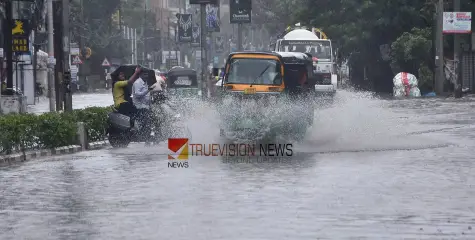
63,0,73,111
47,0,56,111
4,0,13,91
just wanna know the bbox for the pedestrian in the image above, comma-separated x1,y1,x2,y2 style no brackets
106,72,112,89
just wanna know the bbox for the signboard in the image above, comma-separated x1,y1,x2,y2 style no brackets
48,56,56,64
72,55,82,65
230,0,251,23
177,14,192,42
443,12,472,34
102,58,110,66
190,0,218,4
71,65,78,82
81,47,92,58
191,25,200,47
11,19,30,53
206,3,220,32
70,47,80,55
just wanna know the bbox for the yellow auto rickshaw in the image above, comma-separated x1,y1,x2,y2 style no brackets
213,51,316,141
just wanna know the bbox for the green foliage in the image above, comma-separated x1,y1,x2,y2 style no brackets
390,27,432,74
0,107,112,155
418,63,433,93
68,106,112,142
253,0,302,35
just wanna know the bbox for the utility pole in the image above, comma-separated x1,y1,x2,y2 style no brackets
63,0,72,111
4,0,13,92
453,0,462,98
47,0,56,111
78,0,84,93
200,4,207,99
435,0,444,94
53,0,63,110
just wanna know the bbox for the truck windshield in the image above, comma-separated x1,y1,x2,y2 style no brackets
226,58,282,85
280,40,331,59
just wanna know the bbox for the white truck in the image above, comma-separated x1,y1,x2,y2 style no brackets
271,28,337,96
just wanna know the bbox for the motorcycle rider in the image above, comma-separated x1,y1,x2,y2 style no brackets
112,66,141,123
132,73,167,143
132,72,153,143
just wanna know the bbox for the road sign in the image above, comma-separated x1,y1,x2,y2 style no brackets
102,58,110,67
81,47,92,59
12,19,30,53
72,55,82,65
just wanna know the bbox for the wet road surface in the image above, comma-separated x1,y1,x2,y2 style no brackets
2,90,475,239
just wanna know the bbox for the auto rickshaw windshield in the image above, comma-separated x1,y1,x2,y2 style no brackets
226,58,282,85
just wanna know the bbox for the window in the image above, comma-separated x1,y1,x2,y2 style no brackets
280,40,332,59
174,76,192,85
226,58,282,85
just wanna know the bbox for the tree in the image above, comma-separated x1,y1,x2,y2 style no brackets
70,0,122,49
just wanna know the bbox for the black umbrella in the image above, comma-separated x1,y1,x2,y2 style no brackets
110,64,157,86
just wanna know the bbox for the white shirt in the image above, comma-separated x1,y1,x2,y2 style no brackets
132,78,150,109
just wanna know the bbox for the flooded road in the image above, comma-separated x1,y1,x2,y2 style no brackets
2,90,475,239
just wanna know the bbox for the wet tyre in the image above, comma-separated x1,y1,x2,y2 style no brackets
108,132,131,148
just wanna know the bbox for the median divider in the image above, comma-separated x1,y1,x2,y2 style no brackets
0,106,113,165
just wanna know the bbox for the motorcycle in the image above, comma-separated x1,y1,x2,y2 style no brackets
107,88,191,148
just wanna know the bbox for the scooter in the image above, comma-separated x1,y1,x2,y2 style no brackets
107,88,190,148
107,83,164,148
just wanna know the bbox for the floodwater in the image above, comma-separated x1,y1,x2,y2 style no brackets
2,90,475,239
